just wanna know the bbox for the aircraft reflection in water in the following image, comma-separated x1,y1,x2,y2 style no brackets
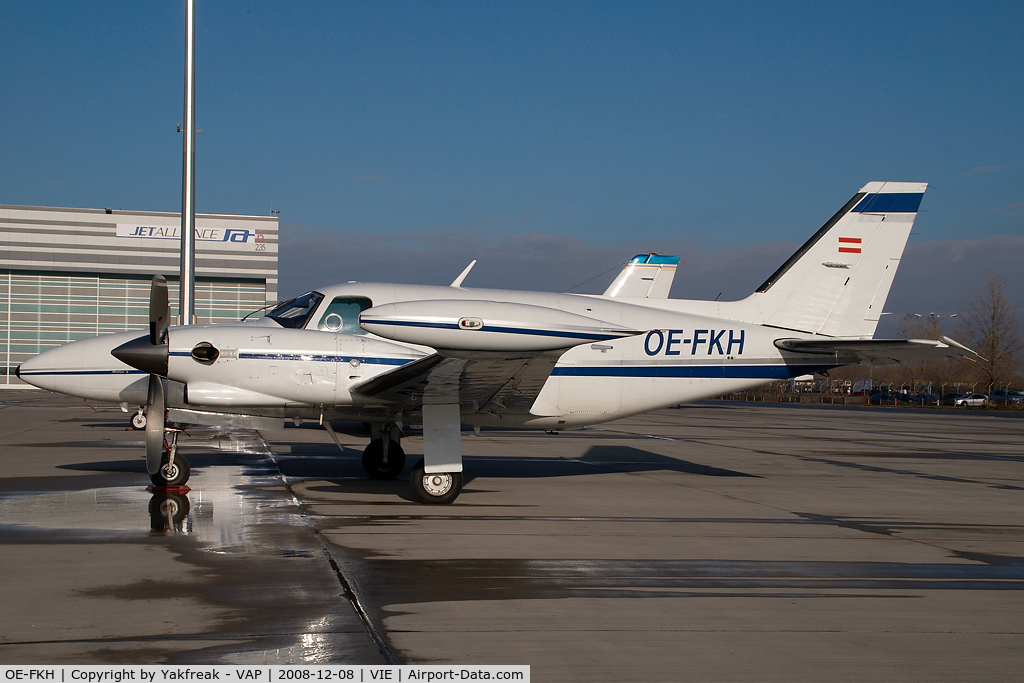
150,493,189,532
18,182,979,505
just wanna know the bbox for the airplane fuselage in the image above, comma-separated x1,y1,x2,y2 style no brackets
19,282,831,430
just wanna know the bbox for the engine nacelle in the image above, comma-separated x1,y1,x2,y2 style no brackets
184,382,290,407
359,300,636,351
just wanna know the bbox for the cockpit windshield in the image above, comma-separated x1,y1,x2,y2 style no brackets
266,291,324,329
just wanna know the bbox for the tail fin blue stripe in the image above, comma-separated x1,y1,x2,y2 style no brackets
852,193,924,213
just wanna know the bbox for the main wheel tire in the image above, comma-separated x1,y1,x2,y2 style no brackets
150,452,191,487
131,411,147,430
362,439,406,479
410,458,463,505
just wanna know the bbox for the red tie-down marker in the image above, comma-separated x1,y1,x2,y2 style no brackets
838,237,862,254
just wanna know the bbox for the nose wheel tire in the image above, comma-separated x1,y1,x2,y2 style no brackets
362,439,406,479
150,452,191,487
131,411,147,430
410,458,463,505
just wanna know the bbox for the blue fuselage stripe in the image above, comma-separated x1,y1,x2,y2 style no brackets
168,350,413,365
551,365,828,379
24,356,414,377
237,353,412,365
18,369,146,376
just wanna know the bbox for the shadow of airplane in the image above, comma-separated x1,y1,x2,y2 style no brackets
38,437,757,508
293,444,759,503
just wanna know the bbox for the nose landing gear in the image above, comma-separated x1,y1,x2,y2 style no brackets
130,409,147,430
149,427,190,488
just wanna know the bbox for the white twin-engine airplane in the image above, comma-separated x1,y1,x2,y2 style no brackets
18,182,977,504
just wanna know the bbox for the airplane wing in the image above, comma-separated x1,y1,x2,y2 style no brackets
350,351,561,416
774,336,980,365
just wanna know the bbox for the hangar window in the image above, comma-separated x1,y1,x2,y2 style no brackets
316,296,373,334
266,291,324,329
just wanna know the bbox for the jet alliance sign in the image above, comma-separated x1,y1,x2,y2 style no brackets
116,224,260,246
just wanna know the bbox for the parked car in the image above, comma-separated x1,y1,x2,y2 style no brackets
988,390,1024,407
869,391,898,405
955,393,988,407
869,391,917,405
941,392,963,406
915,393,940,406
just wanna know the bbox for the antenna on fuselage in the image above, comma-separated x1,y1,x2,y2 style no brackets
450,260,477,288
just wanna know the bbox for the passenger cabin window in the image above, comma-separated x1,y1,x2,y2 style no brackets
266,291,324,329
316,296,373,334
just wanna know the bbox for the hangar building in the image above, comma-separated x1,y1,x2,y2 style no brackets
0,204,278,386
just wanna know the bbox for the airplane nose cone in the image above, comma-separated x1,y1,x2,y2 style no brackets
111,335,168,376
16,342,83,392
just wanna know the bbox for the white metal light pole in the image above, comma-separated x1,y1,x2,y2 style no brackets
179,0,197,325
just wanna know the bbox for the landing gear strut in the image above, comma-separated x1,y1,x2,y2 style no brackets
150,428,190,487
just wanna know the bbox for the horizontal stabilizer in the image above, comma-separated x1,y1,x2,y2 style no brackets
774,336,980,366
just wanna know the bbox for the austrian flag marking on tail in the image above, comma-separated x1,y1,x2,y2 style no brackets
838,237,862,254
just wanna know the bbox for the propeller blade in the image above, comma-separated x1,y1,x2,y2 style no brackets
145,374,165,475
150,274,169,345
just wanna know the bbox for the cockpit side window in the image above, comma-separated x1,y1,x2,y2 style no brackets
316,296,373,334
266,291,325,329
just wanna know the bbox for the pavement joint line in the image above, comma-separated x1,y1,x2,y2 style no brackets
254,431,398,666
0,402,103,442
0,398,48,408
0,631,365,647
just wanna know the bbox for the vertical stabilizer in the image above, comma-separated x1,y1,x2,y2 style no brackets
604,254,679,298
747,182,926,337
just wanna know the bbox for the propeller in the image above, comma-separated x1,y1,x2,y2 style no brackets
111,273,170,375
146,275,169,475
150,274,169,345
112,275,170,475
145,373,165,475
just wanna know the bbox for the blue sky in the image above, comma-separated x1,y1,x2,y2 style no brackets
2,1,1022,320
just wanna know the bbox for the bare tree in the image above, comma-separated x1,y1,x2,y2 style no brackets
957,273,1024,389
889,312,958,393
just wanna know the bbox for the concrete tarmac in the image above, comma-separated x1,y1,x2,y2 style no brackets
1,392,1022,681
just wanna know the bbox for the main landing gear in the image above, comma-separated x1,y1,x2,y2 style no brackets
362,424,406,479
355,421,464,504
